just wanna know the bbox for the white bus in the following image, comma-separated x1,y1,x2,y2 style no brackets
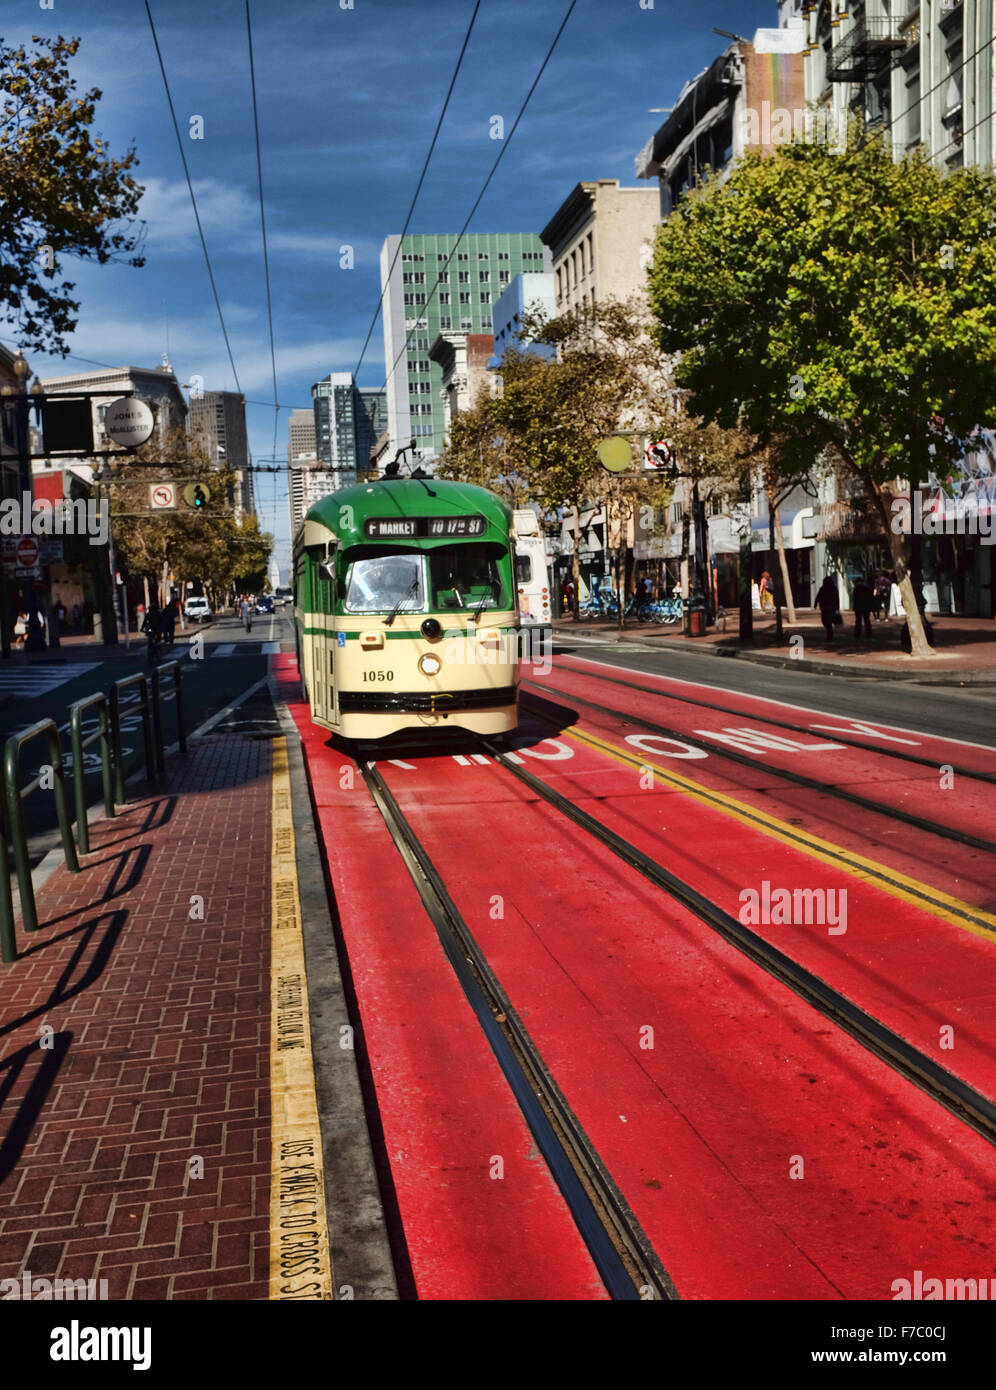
512,509,551,638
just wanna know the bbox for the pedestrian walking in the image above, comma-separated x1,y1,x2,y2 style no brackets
815,576,839,641
240,596,252,633
162,596,179,646
852,575,874,638
13,609,28,650
759,570,774,610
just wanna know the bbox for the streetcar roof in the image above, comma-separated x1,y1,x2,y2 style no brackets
301,478,512,548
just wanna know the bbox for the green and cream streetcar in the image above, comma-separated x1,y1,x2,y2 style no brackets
293,477,521,739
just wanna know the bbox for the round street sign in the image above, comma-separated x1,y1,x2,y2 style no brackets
16,536,39,568
597,437,632,473
104,397,155,448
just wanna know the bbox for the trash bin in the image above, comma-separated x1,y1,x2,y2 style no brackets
684,593,707,637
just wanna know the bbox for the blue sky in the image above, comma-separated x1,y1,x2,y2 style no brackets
4,0,778,578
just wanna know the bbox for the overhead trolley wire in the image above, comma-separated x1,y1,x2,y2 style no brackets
144,0,242,395
380,0,578,398
352,0,484,382
245,0,281,460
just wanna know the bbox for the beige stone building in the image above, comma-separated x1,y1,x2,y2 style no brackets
539,180,660,315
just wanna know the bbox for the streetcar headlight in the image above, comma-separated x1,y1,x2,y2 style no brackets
418,653,442,677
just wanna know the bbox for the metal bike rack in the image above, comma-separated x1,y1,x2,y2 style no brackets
150,660,186,777
3,720,80,943
109,673,156,806
68,693,116,856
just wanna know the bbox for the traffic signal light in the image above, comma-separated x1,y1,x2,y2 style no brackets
182,482,211,509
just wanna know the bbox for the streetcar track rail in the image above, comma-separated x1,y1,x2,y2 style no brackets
545,660,996,788
521,679,996,859
477,732,996,1150
356,756,678,1302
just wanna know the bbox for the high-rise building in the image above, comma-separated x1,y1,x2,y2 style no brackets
356,388,387,475
312,374,387,488
287,409,319,539
380,232,550,464
188,390,253,515
288,408,317,465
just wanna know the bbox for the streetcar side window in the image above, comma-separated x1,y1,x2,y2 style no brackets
343,552,425,614
514,553,532,584
428,543,509,611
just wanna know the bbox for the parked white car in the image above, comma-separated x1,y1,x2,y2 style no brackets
184,596,212,622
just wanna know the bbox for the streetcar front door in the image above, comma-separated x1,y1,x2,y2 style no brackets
311,545,339,728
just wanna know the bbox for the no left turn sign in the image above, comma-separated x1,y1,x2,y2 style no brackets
150,483,177,509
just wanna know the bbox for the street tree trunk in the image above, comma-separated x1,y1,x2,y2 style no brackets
867,477,934,657
571,504,581,621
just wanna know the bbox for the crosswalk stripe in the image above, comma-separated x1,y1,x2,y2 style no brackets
261,642,281,654
211,644,237,658
0,662,100,695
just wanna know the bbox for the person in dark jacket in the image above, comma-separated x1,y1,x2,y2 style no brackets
852,575,874,638
815,576,839,640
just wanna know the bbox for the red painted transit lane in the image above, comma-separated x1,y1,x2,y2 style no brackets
375,744,996,1300
555,651,996,778
528,659,996,916
482,705,996,1110
274,656,607,1301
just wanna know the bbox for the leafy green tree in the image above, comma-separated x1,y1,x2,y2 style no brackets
0,34,145,354
648,130,996,655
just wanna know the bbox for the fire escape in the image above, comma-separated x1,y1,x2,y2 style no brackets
826,16,909,83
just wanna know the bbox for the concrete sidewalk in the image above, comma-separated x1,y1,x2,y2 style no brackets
554,612,996,684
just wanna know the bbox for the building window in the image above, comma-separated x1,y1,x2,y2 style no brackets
497,251,509,260
499,270,509,284
457,252,469,261
439,292,450,304
480,292,490,304
438,272,449,284
414,293,426,304
440,316,452,329
458,271,470,284
459,291,471,304
482,317,492,329
478,252,489,260
479,270,489,282
461,317,473,330
403,293,415,305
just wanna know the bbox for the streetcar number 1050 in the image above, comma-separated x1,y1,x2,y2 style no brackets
361,670,394,682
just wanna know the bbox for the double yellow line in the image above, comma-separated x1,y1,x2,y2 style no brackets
563,722,996,944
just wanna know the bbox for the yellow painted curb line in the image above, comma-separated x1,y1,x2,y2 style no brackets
269,736,334,1300
561,723,996,945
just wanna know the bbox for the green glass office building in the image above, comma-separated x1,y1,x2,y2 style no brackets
379,231,549,465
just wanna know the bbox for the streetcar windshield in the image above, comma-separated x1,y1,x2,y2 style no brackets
428,543,509,611
344,552,425,614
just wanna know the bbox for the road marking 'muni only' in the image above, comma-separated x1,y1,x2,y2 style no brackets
269,736,334,1300
560,723,996,944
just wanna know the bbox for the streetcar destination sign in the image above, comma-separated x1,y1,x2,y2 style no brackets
363,515,487,539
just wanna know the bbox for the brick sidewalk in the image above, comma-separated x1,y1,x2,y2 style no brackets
0,734,272,1300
